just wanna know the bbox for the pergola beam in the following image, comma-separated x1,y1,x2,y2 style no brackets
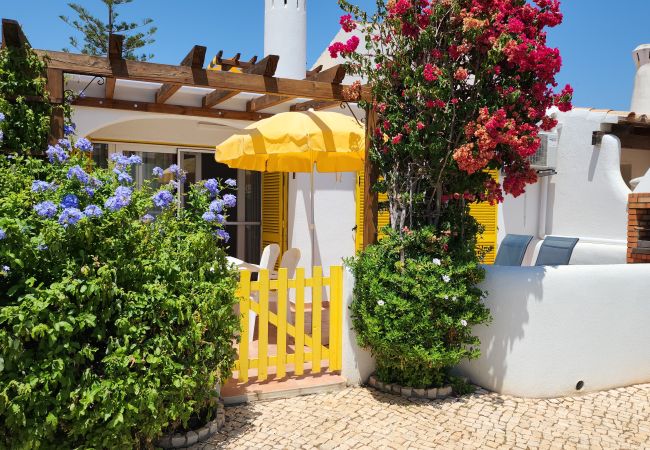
247,94,293,112
156,45,207,104
1,18,29,49
36,49,349,102
74,97,273,121
202,55,280,108
291,100,341,112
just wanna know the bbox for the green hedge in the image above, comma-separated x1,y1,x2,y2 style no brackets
348,226,491,389
0,148,239,448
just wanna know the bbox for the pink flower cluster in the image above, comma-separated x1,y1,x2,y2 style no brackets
328,36,360,59
340,14,357,33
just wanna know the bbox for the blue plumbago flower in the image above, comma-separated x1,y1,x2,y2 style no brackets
84,205,103,218
204,179,220,197
75,137,93,152
217,229,230,242
46,145,69,164
105,186,133,212
34,201,58,218
209,199,224,213
58,138,72,149
31,180,56,193
84,186,95,197
67,165,90,184
64,123,76,136
202,211,217,222
170,180,179,191
223,194,237,208
116,171,133,184
37,243,48,251
0,112,5,121
225,178,237,187
141,214,155,223
128,155,142,165
216,214,226,224
0,228,6,240
58,208,85,227
167,164,186,182
110,153,130,165
1,265,9,274
153,190,175,208
60,194,79,209
152,166,164,177
90,177,103,187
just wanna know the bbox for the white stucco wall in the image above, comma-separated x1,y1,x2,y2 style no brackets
288,172,357,277
499,109,631,264
457,264,650,398
341,268,375,385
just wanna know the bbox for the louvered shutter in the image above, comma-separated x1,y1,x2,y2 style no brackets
356,169,390,252
469,170,499,264
262,172,288,263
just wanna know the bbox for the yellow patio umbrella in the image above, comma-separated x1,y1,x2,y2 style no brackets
215,110,366,266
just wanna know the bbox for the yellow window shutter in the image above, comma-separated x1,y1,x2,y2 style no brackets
356,169,390,252
469,170,499,264
262,172,288,260
355,171,365,253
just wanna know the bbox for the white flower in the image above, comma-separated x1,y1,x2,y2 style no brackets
452,297,458,301
209,266,215,273
442,274,451,283
377,300,385,306
432,258,442,266
444,295,449,300
460,319,468,327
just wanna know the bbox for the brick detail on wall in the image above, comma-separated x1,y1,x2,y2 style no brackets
627,193,650,263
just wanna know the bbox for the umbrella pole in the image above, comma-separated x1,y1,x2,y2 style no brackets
310,166,315,269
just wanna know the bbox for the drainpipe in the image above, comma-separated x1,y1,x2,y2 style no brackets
537,175,549,240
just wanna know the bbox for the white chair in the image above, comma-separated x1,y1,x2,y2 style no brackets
271,248,301,280
259,243,281,272
246,244,282,341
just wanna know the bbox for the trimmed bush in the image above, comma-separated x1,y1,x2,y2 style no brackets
348,225,491,389
0,145,239,447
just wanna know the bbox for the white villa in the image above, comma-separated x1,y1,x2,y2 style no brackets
13,0,650,399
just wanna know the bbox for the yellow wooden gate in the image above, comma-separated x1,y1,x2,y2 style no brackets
234,266,343,382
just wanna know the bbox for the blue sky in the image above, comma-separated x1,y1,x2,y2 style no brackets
2,1,649,110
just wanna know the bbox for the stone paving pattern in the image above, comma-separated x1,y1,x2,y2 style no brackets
190,383,650,449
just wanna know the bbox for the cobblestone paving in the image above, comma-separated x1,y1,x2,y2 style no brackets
192,384,650,449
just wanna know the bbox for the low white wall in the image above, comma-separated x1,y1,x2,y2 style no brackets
458,264,650,398
340,267,375,385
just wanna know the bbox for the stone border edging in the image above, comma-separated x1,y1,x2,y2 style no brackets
367,374,454,400
156,399,226,449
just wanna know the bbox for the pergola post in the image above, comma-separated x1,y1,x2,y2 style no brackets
363,107,378,249
47,68,64,145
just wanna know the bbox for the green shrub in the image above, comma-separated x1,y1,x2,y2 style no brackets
348,225,491,389
0,146,239,448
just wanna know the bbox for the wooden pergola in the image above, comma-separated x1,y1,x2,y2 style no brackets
1,18,379,246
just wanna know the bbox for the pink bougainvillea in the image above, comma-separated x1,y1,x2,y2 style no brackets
335,0,572,231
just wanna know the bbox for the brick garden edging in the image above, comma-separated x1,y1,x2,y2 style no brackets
367,374,455,400
156,399,226,449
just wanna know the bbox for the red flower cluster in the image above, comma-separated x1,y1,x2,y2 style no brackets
454,107,541,178
337,0,572,207
423,64,442,82
328,36,360,58
340,14,357,33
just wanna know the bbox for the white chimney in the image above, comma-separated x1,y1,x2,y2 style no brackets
264,0,307,79
630,44,650,114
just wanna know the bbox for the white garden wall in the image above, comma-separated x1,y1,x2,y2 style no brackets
457,264,650,398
